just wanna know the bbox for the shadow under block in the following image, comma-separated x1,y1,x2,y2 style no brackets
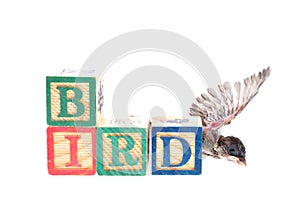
151,117,202,175
97,127,147,176
46,77,96,126
47,127,96,175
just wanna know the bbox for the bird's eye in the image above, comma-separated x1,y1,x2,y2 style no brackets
228,147,237,156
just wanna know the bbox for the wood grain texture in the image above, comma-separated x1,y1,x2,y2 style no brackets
155,132,196,171
46,77,96,126
97,127,147,176
151,127,202,175
47,127,96,175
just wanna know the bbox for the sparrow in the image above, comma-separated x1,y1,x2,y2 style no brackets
190,67,271,166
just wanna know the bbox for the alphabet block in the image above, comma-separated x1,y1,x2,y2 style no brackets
97,118,148,175
46,76,96,126
151,117,202,175
47,127,96,175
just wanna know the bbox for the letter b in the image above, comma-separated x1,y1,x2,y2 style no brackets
57,87,85,118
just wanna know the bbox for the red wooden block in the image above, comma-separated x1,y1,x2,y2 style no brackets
47,127,96,175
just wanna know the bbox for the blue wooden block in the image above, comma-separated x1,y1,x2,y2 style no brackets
151,117,202,175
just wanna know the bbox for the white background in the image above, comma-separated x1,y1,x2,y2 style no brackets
0,1,299,202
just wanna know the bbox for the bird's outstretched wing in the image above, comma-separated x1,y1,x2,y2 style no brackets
190,67,271,129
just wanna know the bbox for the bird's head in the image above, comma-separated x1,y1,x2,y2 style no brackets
215,136,246,166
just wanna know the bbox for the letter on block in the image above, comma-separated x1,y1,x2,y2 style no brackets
97,125,147,176
47,127,96,175
151,117,202,175
46,77,96,126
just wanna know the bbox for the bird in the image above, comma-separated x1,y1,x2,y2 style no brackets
189,67,271,166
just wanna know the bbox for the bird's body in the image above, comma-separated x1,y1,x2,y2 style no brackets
190,67,271,166
202,127,220,158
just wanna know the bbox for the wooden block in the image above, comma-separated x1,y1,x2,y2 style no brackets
47,127,96,175
46,76,96,126
46,69,104,126
97,118,148,175
151,117,202,175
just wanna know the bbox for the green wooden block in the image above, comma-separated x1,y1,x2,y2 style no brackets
97,118,148,176
46,76,96,126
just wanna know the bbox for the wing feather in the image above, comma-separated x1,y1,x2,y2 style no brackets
190,67,271,129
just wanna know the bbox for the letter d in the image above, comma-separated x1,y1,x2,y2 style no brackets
160,136,191,167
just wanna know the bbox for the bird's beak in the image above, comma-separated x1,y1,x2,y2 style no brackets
237,158,247,167
228,156,247,166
